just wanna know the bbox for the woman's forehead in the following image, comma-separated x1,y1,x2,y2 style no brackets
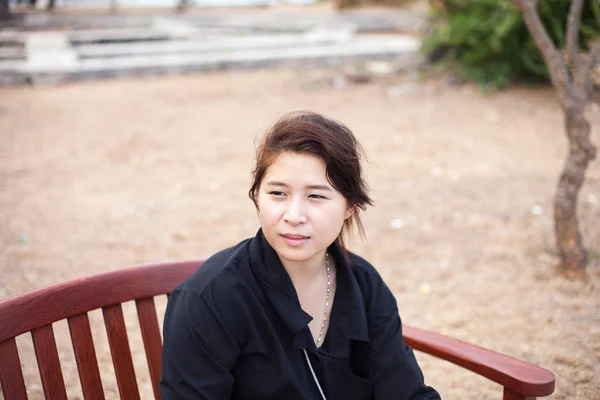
263,152,331,187
267,152,324,173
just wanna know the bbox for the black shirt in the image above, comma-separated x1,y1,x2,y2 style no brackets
160,229,440,400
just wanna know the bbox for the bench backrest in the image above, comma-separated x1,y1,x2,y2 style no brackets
0,261,201,400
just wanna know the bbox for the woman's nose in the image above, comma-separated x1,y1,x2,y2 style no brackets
283,199,307,225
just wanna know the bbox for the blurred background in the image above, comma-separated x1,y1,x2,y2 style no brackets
1,0,599,399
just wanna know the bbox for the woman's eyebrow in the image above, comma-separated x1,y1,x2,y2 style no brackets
265,180,288,187
265,181,332,191
305,184,332,192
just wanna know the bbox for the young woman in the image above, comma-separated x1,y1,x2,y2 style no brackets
160,111,440,400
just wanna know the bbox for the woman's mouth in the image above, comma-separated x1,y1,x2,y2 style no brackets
280,234,309,246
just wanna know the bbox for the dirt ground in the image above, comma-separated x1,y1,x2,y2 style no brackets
1,67,599,399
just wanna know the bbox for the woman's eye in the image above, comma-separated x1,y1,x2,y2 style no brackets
309,194,326,199
269,191,286,197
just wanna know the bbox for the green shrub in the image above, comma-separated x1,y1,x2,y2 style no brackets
423,0,600,90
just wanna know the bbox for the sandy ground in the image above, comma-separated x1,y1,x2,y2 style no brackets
1,68,599,399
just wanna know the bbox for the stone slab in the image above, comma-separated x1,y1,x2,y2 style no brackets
12,9,425,35
0,34,421,82
151,18,201,38
74,32,351,58
0,48,26,60
69,28,171,44
76,35,419,72
25,32,79,72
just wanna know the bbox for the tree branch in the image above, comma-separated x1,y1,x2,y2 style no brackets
590,39,600,69
513,0,572,106
566,0,584,72
575,39,600,95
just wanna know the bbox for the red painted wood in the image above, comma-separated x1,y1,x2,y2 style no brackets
103,304,140,400
31,324,68,400
504,387,535,399
136,297,163,400
0,260,201,343
0,338,28,400
68,313,105,400
404,325,555,397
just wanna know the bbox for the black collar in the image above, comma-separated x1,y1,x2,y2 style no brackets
248,229,369,358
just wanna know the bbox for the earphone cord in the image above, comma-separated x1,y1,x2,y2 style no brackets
302,349,327,400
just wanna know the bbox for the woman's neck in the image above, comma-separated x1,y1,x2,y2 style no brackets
279,251,328,287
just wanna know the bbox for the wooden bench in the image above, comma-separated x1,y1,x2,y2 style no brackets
0,261,556,399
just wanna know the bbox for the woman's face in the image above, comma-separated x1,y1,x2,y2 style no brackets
257,152,353,264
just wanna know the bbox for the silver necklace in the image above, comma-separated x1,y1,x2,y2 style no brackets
316,253,331,346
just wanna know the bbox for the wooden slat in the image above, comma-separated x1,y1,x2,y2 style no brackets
31,324,68,400
68,313,105,400
136,297,162,400
103,304,140,400
0,338,28,400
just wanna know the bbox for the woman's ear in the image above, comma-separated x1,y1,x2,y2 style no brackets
344,206,355,220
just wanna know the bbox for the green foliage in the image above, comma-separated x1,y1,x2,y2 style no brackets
423,0,600,90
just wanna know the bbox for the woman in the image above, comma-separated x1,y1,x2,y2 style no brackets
160,111,440,399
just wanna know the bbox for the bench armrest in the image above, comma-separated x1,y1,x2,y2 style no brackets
403,325,555,397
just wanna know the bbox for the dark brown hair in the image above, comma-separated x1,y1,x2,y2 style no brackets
249,111,373,251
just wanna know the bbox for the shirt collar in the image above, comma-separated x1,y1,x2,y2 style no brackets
248,229,369,358
249,228,312,335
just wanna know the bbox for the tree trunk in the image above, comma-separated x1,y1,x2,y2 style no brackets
514,0,599,273
554,106,597,274
47,0,55,10
0,0,9,19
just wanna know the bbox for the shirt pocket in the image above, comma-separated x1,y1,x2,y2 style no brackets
330,369,374,400
367,331,407,375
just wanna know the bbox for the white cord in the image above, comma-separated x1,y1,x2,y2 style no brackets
303,349,327,400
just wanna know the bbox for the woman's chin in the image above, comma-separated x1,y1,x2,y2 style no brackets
275,247,316,263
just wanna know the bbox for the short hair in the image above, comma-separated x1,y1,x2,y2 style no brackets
249,111,373,251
